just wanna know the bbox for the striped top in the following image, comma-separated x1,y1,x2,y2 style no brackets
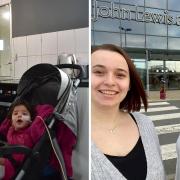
91,112,166,180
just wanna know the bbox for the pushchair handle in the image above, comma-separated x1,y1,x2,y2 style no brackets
56,64,85,79
0,142,32,157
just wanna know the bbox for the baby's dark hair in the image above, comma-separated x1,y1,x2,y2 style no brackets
7,98,35,120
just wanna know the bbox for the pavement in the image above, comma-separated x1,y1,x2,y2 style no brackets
143,99,180,180
148,90,180,101
146,91,180,180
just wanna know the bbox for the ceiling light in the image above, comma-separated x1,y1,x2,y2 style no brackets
0,40,4,50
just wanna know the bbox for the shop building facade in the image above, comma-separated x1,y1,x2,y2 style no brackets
92,0,180,93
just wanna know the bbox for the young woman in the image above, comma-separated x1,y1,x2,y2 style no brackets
91,44,166,180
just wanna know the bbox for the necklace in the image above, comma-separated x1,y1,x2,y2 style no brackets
92,113,121,134
108,124,119,133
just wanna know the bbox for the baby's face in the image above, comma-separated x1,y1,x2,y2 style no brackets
11,105,31,131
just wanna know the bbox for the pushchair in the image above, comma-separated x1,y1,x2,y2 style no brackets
0,63,83,180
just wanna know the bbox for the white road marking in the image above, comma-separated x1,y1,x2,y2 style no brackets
148,113,180,121
148,102,170,106
156,124,180,135
161,143,177,160
142,102,180,162
141,106,179,112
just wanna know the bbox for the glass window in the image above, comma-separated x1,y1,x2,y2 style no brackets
149,61,164,69
0,4,11,77
92,0,122,32
93,17,120,32
125,34,145,48
100,0,120,2
94,31,121,46
165,61,180,89
148,60,164,90
146,23,167,36
92,0,120,22
91,30,95,45
168,37,180,50
169,11,180,26
133,59,146,88
120,19,145,35
146,36,167,49
120,0,144,6
166,61,180,72
168,0,180,11
119,5,145,35
119,4,140,21
168,25,180,37
145,8,168,31
145,0,167,9
168,11,180,37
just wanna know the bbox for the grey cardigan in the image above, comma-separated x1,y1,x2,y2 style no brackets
176,135,180,180
91,112,166,180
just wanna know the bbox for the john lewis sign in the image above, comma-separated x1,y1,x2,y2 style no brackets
92,0,180,26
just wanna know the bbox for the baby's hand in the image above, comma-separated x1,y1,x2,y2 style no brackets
0,158,5,165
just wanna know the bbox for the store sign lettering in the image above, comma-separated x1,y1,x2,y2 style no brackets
92,0,180,26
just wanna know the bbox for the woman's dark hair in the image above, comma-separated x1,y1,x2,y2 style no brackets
91,44,148,112
7,98,35,120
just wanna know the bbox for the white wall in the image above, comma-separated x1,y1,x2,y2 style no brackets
11,27,89,79
0,0,10,6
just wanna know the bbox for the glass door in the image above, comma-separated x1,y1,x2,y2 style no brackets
166,61,180,90
148,60,164,91
132,59,146,88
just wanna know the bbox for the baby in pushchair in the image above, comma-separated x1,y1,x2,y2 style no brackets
0,98,54,179
0,63,82,180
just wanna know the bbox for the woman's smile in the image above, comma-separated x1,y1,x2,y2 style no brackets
98,89,119,95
